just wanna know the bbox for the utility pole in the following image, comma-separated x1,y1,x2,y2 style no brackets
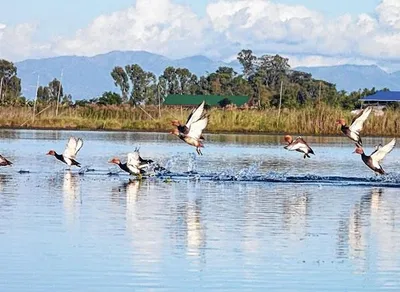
0,77,3,104
33,74,40,122
55,69,64,116
318,81,322,104
158,83,161,118
277,80,283,121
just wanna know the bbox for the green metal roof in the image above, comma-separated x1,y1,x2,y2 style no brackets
164,94,250,106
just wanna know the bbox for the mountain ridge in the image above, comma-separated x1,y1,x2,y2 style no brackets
14,51,400,99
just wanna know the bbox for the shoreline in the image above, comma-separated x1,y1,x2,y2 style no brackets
0,125,397,138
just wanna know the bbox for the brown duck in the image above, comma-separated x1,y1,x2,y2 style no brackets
336,107,372,146
284,135,315,159
353,138,396,175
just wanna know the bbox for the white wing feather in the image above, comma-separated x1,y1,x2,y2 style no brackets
349,107,372,133
371,138,396,162
127,152,141,174
185,101,205,128
63,137,84,159
187,116,208,140
285,137,310,152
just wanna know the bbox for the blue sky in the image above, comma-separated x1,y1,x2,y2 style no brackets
1,0,399,70
0,0,381,40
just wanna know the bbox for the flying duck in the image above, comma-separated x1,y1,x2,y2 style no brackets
0,155,12,166
170,112,208,155
47,137,83,167
109,148,152,178
336,107,372,146
284,135,315,159
171,100,206,140
353,138,396,175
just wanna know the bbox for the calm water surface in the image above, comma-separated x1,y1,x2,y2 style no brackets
0,130,400,291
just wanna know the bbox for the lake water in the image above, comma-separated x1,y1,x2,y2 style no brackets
0,129,399,291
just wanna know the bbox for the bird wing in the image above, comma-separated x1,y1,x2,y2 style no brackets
349,107,372,133
187,115,208,140
371,138,396,163
185,101,205,128
127,151,141,174
63,137,84,159
285,137,311,152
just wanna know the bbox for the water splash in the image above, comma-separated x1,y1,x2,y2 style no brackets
235,162,262,181
163,154,181,172
78,166,94,175
187,153,197,174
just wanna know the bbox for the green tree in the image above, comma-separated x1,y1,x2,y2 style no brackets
237,49,257,78
98,91,122,105
111,66,130,102
0,59,22,104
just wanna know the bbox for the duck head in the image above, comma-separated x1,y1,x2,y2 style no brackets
284,135,293,144
169,128,180,136
109,158,121,165
336,119,346,126
46,150,56,156
353,146,364,155
171,120,181,127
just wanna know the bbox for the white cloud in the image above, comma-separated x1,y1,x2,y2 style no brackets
3,0,400,70
53,0,209,58
0,23,50,61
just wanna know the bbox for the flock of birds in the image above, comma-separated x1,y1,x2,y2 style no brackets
0,101,396,177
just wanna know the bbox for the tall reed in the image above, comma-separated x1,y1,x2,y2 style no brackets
0,104,398,136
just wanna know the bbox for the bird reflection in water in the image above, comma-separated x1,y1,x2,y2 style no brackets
337,188,400,274
282,192,310,238
111,179,141,207
62,171,81,227
186,198,205,258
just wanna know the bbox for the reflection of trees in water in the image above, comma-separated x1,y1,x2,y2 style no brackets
0,130,20,140
337,188,400,274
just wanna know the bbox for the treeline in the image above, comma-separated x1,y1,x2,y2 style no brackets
0,50,384,110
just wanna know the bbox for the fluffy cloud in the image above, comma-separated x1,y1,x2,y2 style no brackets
0,23,50,61
53,0,210,58
3,0,400,69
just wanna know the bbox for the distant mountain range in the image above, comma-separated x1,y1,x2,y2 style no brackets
296,64,400,92
15,50,400,99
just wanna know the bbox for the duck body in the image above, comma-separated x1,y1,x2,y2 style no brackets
171,115,208,155
360,152,385,175
115,161,146,175
340,125,362,145
47,137,83,168
51,151,81,167
284,135,315,159
109,149,156,178
177,131,204,155
0,155,12,166
354,138,396,175
170,101,209,155
336,107,372,146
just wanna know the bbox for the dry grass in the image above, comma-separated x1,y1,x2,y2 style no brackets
0,104,399,136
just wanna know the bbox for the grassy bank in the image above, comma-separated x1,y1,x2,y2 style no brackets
0,105,399,136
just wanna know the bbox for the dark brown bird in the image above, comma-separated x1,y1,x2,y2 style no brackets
353,138,396,175
336,107,372,146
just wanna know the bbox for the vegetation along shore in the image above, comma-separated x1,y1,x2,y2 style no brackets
0,49,398,136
